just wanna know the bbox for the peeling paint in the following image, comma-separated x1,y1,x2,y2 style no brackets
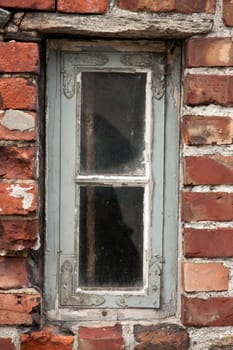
173,85,180,110
7,184,33,210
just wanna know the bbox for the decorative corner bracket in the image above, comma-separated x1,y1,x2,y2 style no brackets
60,257,105,307
62,53,108,99
120,53,165,100
116,255,162,308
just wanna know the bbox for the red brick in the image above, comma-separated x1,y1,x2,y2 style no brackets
0,257,28,289
184,228,233,258
184,156,233,185
134,324,189,350
0,219,39,250
185,74,233,107
79,325,124,350
0,110,36,141
0,182,37,215
0,78,37,111
182,192,233,222
0,289,40,325
57,0,108,13
223,0,233,26
182,262,228,292
182,116,233,145
0,42,39,73
117,0,174,12
182,296,233,326
21,327,74,350
0,338,16,350
186,38,233,67
117,0,215,13
0,147,36,179
0,0,55,10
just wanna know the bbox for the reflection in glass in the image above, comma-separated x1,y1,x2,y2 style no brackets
79,186,144,288
80,72,146,175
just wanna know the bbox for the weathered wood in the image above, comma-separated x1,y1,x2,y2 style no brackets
20,11,213,38
0,8,10,28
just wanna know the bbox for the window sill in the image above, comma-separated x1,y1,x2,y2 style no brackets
46,301,176,322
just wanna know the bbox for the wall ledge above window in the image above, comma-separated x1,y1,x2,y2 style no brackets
20,10,213,39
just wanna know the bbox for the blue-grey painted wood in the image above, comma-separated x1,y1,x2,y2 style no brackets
162,45,181,310
45,41,180,314
45,49,61,308
60,52,76,255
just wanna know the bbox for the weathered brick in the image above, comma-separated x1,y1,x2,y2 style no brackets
182,296,233,326
0,338,16,350
184,156,233,185
0,42,39,73
79,325,124,350
0,182,37,215
0,78,37,110
182,192,233,222
184,228,233,258
223,0,233,26
0,147,36,179
186,38,233,67
21,327,74,350
182,262,228,292
0,0,55,10
117,0,175,12
0,110,36,141
117,0,215,13
182,116,233,145
185,74,233,107
57,0,108,13
134,324,189,350
176,0,216,13
0,219,39,250
0,257,28,289
0,289,40,325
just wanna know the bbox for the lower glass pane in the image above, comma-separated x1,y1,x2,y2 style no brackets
79,186,144,288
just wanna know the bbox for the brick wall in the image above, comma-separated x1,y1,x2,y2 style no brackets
0,0,233,349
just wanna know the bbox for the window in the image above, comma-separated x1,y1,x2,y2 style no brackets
45,41,180,317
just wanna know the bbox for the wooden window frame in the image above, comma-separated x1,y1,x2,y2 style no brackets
45,40,180,320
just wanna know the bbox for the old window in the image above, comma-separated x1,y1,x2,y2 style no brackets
45,41,180,317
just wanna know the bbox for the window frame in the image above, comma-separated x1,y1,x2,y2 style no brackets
45,40,180,320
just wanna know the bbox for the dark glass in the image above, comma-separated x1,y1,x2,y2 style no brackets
79,186,144,288
80,72,146,175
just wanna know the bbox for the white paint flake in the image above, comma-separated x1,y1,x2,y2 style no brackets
7,184,34,210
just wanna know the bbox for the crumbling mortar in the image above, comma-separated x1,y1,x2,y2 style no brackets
189,327,233,350
0,179,36,185
183,184,233,192
185,67,233,75
13,12,25,26
0,7,13,30
0,141,36,147
0,73,38,79
183,144,233,156
183,105,233,116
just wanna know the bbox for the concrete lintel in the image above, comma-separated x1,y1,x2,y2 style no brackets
20,11,213,39
0,8,11,28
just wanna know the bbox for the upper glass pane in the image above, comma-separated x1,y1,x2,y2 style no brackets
80,72,146,175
